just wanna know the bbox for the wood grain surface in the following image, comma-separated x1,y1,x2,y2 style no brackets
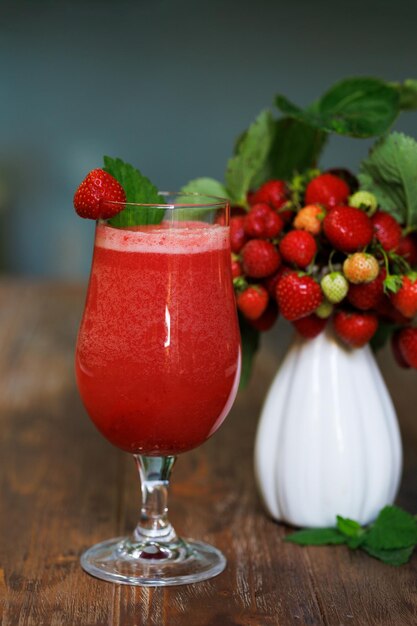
0,279,416,626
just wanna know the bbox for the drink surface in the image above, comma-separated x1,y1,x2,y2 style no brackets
76,221,240,455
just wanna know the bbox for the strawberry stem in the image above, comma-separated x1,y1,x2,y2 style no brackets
328,250,337,273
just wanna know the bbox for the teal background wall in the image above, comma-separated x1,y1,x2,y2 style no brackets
1,0,417,277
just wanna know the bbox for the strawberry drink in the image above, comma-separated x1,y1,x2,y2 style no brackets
76,221,240,456
73,175,240,587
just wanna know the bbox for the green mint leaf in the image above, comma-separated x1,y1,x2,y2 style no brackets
225,110,275,206
364,505,417,551
284,528,346,546
359,132,417,228
336,515,363,538
347,535,367,550
238,314,260,389
268,118,327,180
103,156,164,227
391,79,417,111
276,77,400,138
362,545,415,567
181,177,229,200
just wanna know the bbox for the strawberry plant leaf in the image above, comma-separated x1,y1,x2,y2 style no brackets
103,156,164,226
363,505,417,550
391,79,417,111
284,528,347,546
276,77,400,138
358,132,417,228
268,118,327,180
362,545,415,566
225,110,275,206
238,314,260,389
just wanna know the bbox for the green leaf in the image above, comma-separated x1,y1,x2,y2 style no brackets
384,274,403,294
238,314,260,389
370,320,397,352
225,110,275,206
276,77,400,138
336,515,363,538
362,545,415,566
268,118,327,180
391,79,417,111
103,156,164,227
364,505,417,551
180,177,229,200
359,132,417,228
284,528,347,546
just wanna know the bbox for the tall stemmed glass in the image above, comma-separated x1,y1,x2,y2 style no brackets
75,193,240,586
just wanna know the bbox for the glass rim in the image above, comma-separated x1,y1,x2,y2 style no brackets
102,191,230,211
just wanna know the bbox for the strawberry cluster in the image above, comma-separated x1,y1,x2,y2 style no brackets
232,173,417,369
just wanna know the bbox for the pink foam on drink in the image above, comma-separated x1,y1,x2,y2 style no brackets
96,222,229,255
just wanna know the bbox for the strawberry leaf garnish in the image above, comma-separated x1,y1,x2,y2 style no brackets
103,156,164,226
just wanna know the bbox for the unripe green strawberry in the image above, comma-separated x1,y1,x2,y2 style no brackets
343,253,379,284
315,299,334,319
349,191,378,215
320,272,349,304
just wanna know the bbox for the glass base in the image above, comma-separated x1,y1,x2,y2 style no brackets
80,536,226,586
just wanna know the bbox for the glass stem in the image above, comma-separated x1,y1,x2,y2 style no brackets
133,455,178,544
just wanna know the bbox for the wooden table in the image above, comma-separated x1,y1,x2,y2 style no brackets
1,279,416,626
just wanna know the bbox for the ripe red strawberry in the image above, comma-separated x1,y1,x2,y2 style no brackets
396,327,417,369
250,301,279,331
276,273,323,321
263,266,292,300
333,310,378,347
231,254,243,278
241,239,281,278
305,173,350,209
292,314,327,338
323,205,373,252
250,179,287,210
372,211,402,251
73,168,126,219
391,330,411,369
236,285,269,320
244,203,284,239
279,230,317,269
397,234,417,267
391,275,417,318
293,204,325,235
230,216,248,253
375,295,410,325
347,269,385,311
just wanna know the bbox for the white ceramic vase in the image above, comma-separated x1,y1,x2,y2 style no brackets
254,327,403,528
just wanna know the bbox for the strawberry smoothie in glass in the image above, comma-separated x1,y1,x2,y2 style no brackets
75,193,240,586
